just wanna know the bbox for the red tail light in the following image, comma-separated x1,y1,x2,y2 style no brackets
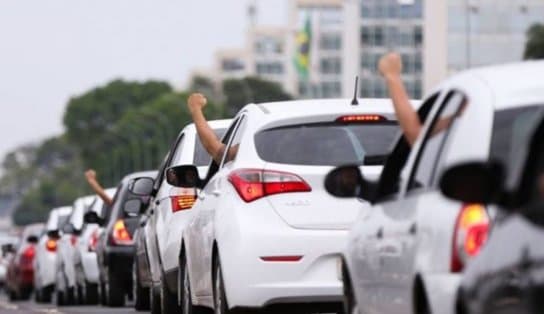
336,114,386,123
88,229,99,252
451,204,490,273
20,246,35,265
45,238,57,252
111,219,133,246
228,169,312,203
260,255,303,262
70,235,78,246
171,194,196,212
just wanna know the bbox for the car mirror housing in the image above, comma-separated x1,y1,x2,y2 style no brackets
129,177,155,196
83,211,104,226
166,165,203,189
439,161,504,204
324,165,364,198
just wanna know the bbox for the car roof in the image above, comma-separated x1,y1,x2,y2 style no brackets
182,119,232,134
52,206,72,216
446,61,544,110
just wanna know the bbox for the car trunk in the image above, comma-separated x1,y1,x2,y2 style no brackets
263,163,381,230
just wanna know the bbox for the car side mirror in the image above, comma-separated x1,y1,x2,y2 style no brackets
129,177,155,196
439,161,504,204
1,243,15,256
123,199,143,217
166,165,203,189
324,165,364,198
46,229,60,239
26,235,39,244
84,211,105,226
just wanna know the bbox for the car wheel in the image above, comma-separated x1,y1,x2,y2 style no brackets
41,286,53,303
76,283,85,305
133,257,150,311
150,285,162,314
106,270,125,307
8,289,17,301
65,286,76,305
34,287,42,303
213,257,231,314
343,268,358,314
161,273,181,314
84,281,99,305
180,253,209,314
99,280,107,306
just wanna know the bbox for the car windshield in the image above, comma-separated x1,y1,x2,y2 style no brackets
254,122,399,166
194,128,227,166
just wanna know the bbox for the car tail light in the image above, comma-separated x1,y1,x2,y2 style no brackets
20,246,35,264
45,238,57,252
111,219,133,246
228,169,312,203
171,195,196,212
70,235,78,246
336,114,386,123
451,204,490,273
88,229,99,252
260,255,303,262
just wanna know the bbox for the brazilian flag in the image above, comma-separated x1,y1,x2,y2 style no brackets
294,16,312,80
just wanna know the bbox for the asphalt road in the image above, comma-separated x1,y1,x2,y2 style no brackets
0,294,136,314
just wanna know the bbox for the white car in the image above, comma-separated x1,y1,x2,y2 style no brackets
73,188,116,305
324,61,544,314
174,98,402,313
34,206,72,303
138,119,229,313
54,195,94,305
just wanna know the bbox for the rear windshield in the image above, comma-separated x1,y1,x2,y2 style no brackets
194,128,227,166
254,122,399,166
56,214,70,229
490,106,544,186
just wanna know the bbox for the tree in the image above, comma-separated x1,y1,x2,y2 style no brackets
222,77,293,116
524,23,544,60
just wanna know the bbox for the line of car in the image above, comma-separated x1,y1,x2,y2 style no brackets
1,60,543,314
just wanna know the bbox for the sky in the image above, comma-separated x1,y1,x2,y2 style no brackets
0,0,286,161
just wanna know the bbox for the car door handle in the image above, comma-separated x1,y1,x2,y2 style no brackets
376,227,383,239
408,222,417,235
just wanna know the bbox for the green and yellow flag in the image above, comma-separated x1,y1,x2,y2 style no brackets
294,16,312,81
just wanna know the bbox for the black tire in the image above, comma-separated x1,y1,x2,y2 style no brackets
41,286,53,303
8,289,17,302
84,282,99,305
161,273,181,314
76,283,84,305
106,270,125,307
34,288,42,303
133,258,150,311
213,256,231,314
55,289,65,306
180,253,209,314
343,267,357,314
150,285,162,314
65,286,76,305
99,281,107,306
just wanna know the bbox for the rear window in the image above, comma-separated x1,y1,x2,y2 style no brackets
194,128,227,166
254,122,399,166
56,214,70,229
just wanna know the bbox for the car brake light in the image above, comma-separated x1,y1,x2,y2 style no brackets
45,238,57,252
70,235,78,246
451,204,490,273
336,114,386,123
171,195,196,212
260,255,303,262
228,169,312,203
111,219,133,246
88,229,99,252
20,246,35,265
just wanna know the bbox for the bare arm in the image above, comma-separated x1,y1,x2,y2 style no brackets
85,170,113,206
379,53,421,146
187,93,226,164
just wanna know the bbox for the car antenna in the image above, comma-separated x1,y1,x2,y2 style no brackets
351,76,359,106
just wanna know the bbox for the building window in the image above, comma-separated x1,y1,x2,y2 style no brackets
320,33,342,50
320,58,342,74
222,59,245,71
256,62,284,75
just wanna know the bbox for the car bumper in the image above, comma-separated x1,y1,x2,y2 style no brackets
220,227,347,309
80,251,100,283
36,254,56,288
423,273,461,314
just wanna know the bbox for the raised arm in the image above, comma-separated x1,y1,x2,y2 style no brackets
85,169,113,206
187,93,226,164
378,53,421,146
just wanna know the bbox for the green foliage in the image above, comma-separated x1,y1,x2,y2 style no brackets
524,23,544,60
222,77,293,116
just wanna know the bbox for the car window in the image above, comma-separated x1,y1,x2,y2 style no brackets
408,91,467,191
203,118,241,184
374,93,439,201
220,116,247,168
193,128,227,166
169,135,186,168
103,182,123,222
56,214,70,230
255,122,398,166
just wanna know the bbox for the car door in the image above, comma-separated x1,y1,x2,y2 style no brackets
189,116,247,298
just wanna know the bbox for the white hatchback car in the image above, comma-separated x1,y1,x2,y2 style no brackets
324,61,544,314
55,195,94,305
172,98,404,313
34,206,72,303
73,188,116,305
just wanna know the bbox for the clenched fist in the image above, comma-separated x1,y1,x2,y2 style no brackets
85,169,97,183
187,93,207,114
378,52,403,79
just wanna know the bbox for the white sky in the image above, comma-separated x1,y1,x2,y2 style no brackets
0,0,286,160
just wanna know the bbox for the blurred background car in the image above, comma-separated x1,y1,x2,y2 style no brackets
91,170,156,307
136,119,229,313
5,223,43,301
33,206,72,303
73,189,116,305
0,232,19,290
54,195,94,305
177,98,400,314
